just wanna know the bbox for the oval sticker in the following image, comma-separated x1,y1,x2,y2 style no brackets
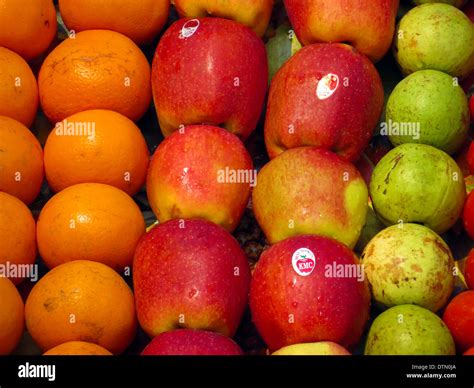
180,19,200,39
316,73,339,100
292,248,316,277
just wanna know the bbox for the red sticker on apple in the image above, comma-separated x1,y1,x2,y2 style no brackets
316,73,339,100
292,248,316,277
180,19,200,39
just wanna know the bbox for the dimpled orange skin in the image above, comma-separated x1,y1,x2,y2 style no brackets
172,0,274,37
25,260,137,354
0,48,38,127
36,183,145,271
38,30,151,124
0,0,57,61
0,192,37,285
59,0,169,45
44,109,149,195
147,125,253,232
0,116,44,205
0,277,25,355
43,341,112,355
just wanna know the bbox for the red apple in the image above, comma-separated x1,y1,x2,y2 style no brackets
146,125,253,232
265,43,384,162
283,0,400,62
464,346,474,355
133,219,251,338
464,191,474,238
468,141,474,174
466,250,474,289
252,147,369,248
171,0,274,37
141,329,243,355
443,291,474,352
152,17,268,140
249,235,370,351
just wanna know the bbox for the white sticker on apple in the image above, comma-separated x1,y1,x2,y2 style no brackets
292,248,316,277
180,19,200,39
316,73,339,100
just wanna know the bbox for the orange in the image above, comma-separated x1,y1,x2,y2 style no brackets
0,192,37,285
0,277,25,355
38,30,151,124
0,116,44,204
59,0,169,45
44,109,149,195
43,341,112,355
0,48,39,127
25,260,137,354
36,183,145,270
0,0,57,61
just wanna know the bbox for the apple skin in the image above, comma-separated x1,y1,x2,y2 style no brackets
171,0,273,37
252,147,369,248
370,143,466,234
394,3,474,78
464,191,474,238
466,250,474,289
365,304,455,355
443,291,474,352
146,125,253,233
361,223,455,312
283,0,399,62
265,43,384,162
133,219,251,338
141,329,243,355
468,142,474,174
465,347,474,355
151,18,268,140
249,235,371,352
272,342,351,355
386,69,470,154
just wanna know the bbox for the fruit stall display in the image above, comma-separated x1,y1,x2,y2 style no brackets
0,0,474,357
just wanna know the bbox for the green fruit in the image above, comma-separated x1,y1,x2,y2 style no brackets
355,206,385,253
413,0,467,8
365,304,456,355
385,69,469,154
394,3,474,78
370,143,466,234
362,223,454,311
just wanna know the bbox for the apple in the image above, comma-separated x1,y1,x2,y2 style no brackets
370,143,466,234
466,141,474,174
385,69,470,154
141,329,243,355
171,0,273,37
394,3,474,78
362,223,455,312
151,17,268,140
283,0,399,62
443,291,474,352
413,0,467,8
252,147,369,248
465,191,474,238
133,219,251,338
272,342,351,356
465,347,474,355
466,249,474,289
146,125,253,233
265,43,384,162
249,235,370,351
365,304,455,355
